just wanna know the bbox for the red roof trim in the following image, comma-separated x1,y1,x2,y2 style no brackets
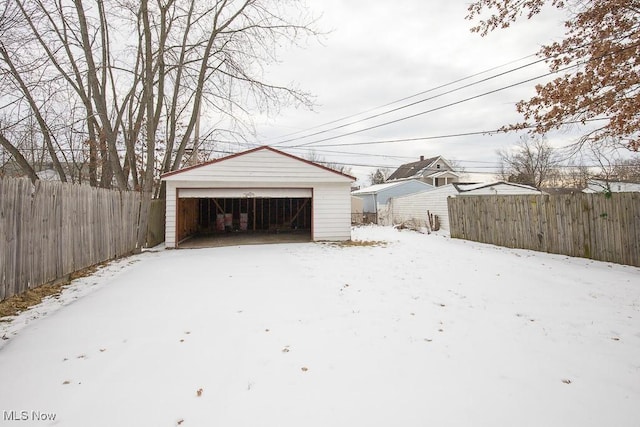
161,145,356,181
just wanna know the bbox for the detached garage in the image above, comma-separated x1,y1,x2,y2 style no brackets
161,146,355,248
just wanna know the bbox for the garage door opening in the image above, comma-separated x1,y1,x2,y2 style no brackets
177,196,312,247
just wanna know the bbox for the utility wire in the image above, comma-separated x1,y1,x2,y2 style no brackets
269,56,548,147
263,53,540,145
294,118,610,148
262,40,603,146
276,42,639,150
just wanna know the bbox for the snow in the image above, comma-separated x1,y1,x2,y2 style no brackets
1,226,639,427
351,180,412,194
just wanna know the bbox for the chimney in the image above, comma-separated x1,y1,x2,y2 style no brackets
420,155,424,161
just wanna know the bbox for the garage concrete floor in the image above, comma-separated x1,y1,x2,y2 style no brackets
178,231,312,248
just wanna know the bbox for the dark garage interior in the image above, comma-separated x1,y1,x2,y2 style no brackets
177,197,312,246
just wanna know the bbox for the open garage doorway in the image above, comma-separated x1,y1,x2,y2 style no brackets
176,191,313,247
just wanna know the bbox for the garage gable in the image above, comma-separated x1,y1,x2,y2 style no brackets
162,146,354,248
162,146,354,184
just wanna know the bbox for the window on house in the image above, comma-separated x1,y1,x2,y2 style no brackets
436,164,441,169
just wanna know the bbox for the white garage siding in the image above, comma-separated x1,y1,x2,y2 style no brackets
165,148,347,183
313,184,352,241
165,183,178,247
162,147,354,247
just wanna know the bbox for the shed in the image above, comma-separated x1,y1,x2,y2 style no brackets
351,196,364,224
351,179,433,212
389,181,543,230
161,146,355,247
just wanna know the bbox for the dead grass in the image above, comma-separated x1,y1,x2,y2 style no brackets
328,240,387,248
0,263,103,320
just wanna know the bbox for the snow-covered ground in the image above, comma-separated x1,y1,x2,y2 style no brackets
1,226,639,427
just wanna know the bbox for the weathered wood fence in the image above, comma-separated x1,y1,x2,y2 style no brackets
448,193,640,267
0,177,165,301
147,199,166,248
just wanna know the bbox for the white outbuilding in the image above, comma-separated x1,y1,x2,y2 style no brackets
389,181,544,230
161,146,355,248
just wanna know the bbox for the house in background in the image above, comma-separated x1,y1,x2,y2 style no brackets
351,179,433,223
388,181,544,231
582,179,640,193
387,155,460,187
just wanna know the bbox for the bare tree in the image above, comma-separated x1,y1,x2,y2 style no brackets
369,168,391,185
497,136,560,188
611,158,640,182
304,150,353,175
561,162,593,189
0,0,318,247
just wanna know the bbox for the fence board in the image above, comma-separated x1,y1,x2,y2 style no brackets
146,199,166,248
0,177,156,301
448,193,640,267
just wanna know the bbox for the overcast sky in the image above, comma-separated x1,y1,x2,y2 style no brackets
247,0,570,184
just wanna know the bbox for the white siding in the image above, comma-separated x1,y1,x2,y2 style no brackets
165,182,177,247
162,147,353,247
313,184,352,240
389,183,543,231
178,188,312,198
390,185,458,230
584,180,640,193
163,149,352,184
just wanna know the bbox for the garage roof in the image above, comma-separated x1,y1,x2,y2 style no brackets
161,145,355,182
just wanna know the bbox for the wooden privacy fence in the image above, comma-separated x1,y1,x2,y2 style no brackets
0,178,144,301
146,199,166,248
448,193,640,267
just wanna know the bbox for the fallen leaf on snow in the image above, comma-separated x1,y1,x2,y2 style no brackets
301,367,309,372
562,379,572,384
196,388,203,397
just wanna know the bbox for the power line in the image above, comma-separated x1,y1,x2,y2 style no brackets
263,53,541,146
290,118,610,149
276,42,640,150
269,56,548,147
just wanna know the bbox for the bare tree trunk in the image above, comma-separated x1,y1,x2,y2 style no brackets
74,0,127,189
0,133,39,183
0,43,67,182
171,0,252,170
136,0,157,249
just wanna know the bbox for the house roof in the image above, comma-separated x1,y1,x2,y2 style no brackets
453,181,540,193
161,145,356,181
387,156,439,180
424,170,460,179
352,179,432,195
